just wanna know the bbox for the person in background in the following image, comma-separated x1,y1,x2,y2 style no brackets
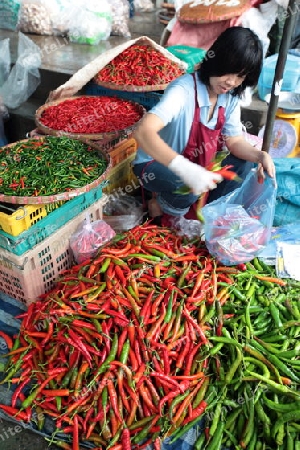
132,26,275,230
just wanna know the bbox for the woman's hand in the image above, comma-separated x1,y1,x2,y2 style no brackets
257,151,276,184
168,155,223,195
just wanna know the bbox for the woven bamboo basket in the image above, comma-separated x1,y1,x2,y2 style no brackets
0,136,112,205
35,96,146,141
177,0,250,24
93,42,185,92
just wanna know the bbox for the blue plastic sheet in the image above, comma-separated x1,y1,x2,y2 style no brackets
273,158,300,226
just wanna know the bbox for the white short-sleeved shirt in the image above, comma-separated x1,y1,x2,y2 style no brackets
133,72,243,165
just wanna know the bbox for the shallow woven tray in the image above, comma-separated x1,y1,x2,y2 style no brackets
93,79,170,92
35,96,146,140
177,0,250,24
0,137,112,205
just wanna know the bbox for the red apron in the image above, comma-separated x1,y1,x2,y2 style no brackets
184,73,225,220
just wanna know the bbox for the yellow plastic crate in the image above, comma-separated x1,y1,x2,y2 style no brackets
0,202,63,237
103,153,139,195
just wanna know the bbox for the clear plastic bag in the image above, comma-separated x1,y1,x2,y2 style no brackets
171,216,205,240
134,0,154,12
202,169,277,265
0,32,41,109
68,0,112,45
49,0,74,36
0,39,11,87
17,0,54,35
103,195,144,232
70,215,116,264
111,0,131,38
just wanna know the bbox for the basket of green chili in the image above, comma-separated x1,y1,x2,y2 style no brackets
0,136,112,204
35,96,146,140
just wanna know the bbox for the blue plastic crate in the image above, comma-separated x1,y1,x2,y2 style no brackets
84,82,162,111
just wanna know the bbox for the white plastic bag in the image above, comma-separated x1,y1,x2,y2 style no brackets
103,195,144,232
70,215,116,264
134,0,154,12
17,0,54,35
111,0,131,38
49,0,74,36
0,32,41,109
68,0,112,45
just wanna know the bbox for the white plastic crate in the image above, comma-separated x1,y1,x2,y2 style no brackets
0,196,107,306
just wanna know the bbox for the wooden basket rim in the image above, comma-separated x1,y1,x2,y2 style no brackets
92,80,170,92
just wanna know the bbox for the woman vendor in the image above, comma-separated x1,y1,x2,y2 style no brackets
132,27,275,229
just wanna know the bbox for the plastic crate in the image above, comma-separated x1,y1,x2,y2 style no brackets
0,196,107,306
0,201,64,237
258,53,300,100
103,153,139,195
167,45,206,73
107,137,137,167
84,82,162,111
0,185,104,256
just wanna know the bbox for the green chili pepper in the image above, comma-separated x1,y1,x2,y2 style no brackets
164,291,174,324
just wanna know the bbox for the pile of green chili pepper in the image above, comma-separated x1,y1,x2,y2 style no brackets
0,136,108,197
0,223,299,450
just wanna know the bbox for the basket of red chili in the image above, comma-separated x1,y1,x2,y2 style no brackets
35,96,146,140
93,43,185,92
0,135,111,204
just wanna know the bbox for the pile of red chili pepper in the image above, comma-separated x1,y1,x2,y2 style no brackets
94,44,184,87
38,96,144,135
0,224,299,450
0,136,108,197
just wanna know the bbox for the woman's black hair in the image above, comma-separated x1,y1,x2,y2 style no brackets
198,26,263,97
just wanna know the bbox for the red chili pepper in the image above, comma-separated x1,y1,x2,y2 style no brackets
73,414,80,450
11,378,31,408
0,331,13,350
138,381,158,414
107,377,123,423
121,427,132,450
182,400,208,425
149,372,185,392
182,308,209,345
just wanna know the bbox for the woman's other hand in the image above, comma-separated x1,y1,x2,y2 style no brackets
257,151,276,184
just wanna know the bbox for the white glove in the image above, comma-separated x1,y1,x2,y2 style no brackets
168,155,223,196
